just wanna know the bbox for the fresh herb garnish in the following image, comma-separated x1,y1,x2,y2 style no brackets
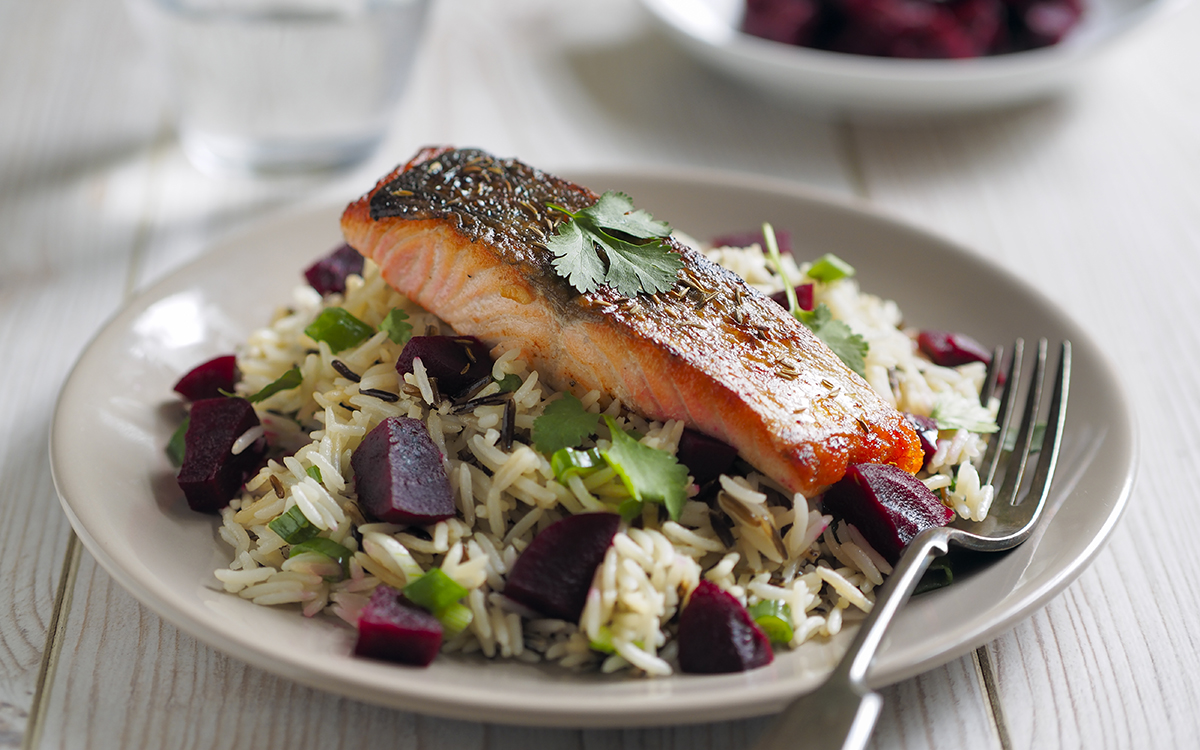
545,191,682,297
762,223,869,377
304,307,374,353
931,393,999,433
531,393,601,454
379,308,413,345
550,446,606,483
495,373,523,393
306,465,323,483
166,416,189,467
247,366,302,403
797,305,869,378
601,416,689,522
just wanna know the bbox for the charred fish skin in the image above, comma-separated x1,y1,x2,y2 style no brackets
342,147,923,496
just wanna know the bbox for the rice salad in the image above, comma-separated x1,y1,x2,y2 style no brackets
208,234,996,677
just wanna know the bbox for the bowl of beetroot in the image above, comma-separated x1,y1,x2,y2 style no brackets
639,0,1182,115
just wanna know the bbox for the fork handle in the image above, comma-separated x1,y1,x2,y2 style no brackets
755,529,950,750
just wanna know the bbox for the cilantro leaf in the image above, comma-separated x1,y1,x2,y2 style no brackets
379,308,413,344
531,394,600,454
601,416,689,522
545,192,681,297
495,373,523,392
931,393,999,434
548,218,604,293
797,304,869,377
247,366,302,403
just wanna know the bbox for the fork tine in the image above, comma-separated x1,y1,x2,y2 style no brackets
997,339,1049,507
1021,341,1071,522
979,344,1006,407
981,339,1024,487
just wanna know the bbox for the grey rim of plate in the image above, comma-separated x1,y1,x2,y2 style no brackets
50,168,1136,727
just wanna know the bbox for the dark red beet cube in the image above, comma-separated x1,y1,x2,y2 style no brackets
678,580,774,674
769,283,814,312
904,413,940,468
917,330,992,367
396,335,491,397
742,0,823,46
351,417,455,525
821,463,955,564
304,243,364,296
677,428,739,486
504,513,621,622
173,355,238,401
1004,0,1083,48
177,397,267,513
354,585,443,667
709,229,793,256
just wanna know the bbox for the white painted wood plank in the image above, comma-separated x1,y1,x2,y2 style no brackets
849,5,1200,748
0,0,162,744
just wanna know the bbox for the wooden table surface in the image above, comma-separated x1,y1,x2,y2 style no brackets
4,0,1200,747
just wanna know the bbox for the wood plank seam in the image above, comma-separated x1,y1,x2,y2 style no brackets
20,532,81,750
974,645,1012,750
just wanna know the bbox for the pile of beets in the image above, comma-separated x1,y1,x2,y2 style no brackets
743,0,1084,58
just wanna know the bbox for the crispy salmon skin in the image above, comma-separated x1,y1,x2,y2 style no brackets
341,147,922,496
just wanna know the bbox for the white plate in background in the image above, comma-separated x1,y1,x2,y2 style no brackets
639,0,1183,115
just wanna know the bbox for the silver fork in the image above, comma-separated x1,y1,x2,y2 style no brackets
754,338,1071,750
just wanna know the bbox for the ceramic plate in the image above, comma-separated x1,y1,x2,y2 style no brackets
50,169,1134,727
639,0,1182,115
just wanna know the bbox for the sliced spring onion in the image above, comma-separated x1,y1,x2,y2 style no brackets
806,253,855,283
589,625,616,654
762,223,799,317
289,537,352,574
403,568,469,615
166,416,189,467
495,373,523,393
379,308,413,345
617,498,643,523
304,307,374,353
436,602,474,637
268,505,320,545
306,465,323,483
550,446,605,483
247,366,302,403
747,600,794,644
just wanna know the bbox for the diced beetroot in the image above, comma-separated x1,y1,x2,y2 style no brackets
951,0,1005,53
1003,0,1083,48
678,580,773,674
904,413,940,468
173,355,239,401
176,397,267,513
709,229,793,256
742,0,823,46
504,512,621,622
821,463,954,564
677,428,739,486
354,585,443,666
351,417,455,525
304,243,364,296
768,283,814,312
917,330,992,367
396,335,491,397
829,0,981,58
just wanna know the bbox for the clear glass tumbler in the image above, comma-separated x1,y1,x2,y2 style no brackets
130,0,430,175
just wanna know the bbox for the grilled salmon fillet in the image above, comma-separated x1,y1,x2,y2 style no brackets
341,147,922,496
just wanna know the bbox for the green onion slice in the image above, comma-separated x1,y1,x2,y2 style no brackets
403,568,469,615
268,505,320,545
288,537,352,575
806,253,855,283
305,465,323,483
747,600,794,644
550,446,605,483
166,416,189,467
304,307,374,353
436,602,474,637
